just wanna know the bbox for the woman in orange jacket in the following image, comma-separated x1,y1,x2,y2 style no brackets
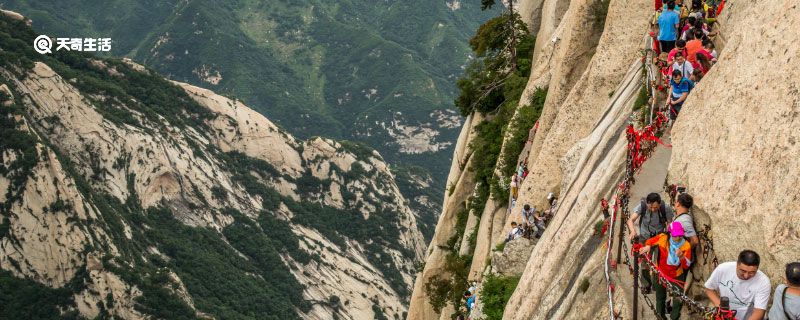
638,221,693,320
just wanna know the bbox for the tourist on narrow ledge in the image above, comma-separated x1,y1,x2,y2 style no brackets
543,192,558,223
689,0,705,20
658,2,681,52
671,51,695,79
521,204,534,225
521,163,529,179
698,39,717,63
638,221,693,320
686,29,706,63
670,193,698,247
680,16,698,40
768,262,800,320
510,175,519,200
704,250,772,320
506,221,523,243
464,290,476,313
627,192,674,294
694,53,712,75
690,69,704,83
668,39,688,64
532,209,546,238
667,69,695,120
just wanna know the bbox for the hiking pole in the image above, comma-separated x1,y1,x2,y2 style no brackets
632,236,640,320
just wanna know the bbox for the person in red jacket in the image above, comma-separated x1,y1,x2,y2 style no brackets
638,221,693,320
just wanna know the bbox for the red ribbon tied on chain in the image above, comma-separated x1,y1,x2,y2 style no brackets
714,308,736,320
643,253,686,287
600,220,610,237
626,112,672,172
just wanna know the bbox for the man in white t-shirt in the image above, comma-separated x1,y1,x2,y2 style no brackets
671,51,695,79
704,250,772,320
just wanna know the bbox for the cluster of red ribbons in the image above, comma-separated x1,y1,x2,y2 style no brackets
626,112,670,172
599,219,610,237
599,195,624,237
714,308,736,320
634,244,687,288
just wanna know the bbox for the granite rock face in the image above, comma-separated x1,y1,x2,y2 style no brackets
411,0,800,319
491,238,536,277
2,55,423,319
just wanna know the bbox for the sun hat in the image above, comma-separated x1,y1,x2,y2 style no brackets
669,221,685,237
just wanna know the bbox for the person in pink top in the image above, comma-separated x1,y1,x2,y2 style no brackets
694,53,712,75
700,40,717,62
667,40,688,65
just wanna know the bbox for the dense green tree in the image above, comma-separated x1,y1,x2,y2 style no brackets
455,9,532,116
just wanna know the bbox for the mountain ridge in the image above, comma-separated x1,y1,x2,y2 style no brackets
0,13,424,319
2,1,501,234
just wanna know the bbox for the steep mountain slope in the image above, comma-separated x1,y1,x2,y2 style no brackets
0,14,423,319
2,0,500,233
411,0,800,319
505,0,800,317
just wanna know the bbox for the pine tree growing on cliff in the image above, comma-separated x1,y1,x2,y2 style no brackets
455,1,531,116
480,0,520,71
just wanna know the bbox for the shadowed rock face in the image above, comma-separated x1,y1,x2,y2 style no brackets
1,17,425,317
407,113,484,320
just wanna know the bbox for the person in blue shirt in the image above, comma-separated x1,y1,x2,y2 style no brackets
667,69,695,120
658,1,681,53
464,290,476,312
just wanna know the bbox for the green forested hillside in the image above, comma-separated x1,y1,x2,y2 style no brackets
1,12,424,318
4,0,499,228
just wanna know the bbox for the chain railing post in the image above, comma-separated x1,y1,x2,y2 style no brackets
632,238,640,320
616,209,624,264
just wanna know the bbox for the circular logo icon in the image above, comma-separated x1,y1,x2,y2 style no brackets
33,35,53,54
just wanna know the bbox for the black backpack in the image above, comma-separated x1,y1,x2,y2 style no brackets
639,199,668,235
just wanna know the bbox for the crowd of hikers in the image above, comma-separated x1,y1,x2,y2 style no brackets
630,0,800,319
628,192,800,320
654,0,722,120
505,192,558,243
457,0,800,318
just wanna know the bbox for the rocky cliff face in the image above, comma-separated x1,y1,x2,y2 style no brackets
2,1,500,231
0,14,423,320
665,0,800,292
410,0,800,319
